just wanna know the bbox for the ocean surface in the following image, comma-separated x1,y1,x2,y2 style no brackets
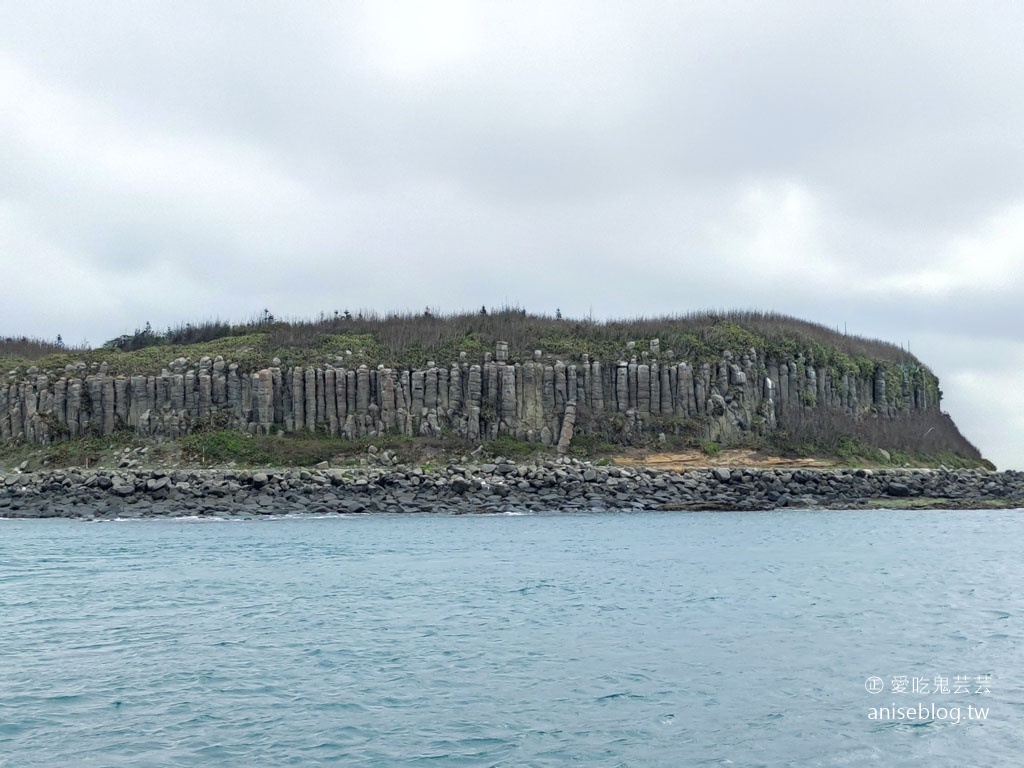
1,508,1022,767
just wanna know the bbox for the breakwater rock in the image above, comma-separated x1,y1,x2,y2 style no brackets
2,462,1022,519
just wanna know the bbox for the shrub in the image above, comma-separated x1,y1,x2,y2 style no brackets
485,436,537,459
698,439,722,457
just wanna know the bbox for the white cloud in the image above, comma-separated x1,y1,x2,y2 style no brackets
357,0,482,77
911,334,1024,471
707,180,841,288
1,2,1023,466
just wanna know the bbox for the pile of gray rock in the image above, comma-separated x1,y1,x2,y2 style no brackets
1,460,1022,519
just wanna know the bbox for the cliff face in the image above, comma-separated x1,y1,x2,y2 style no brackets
1,339,955,455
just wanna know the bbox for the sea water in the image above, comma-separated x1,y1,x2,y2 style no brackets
1,509,1022,767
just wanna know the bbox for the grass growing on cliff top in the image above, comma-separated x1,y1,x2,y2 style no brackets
3,307,927,377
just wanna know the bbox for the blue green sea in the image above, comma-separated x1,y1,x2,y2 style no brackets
2,508,1021,766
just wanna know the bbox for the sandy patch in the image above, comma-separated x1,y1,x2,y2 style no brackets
612,449,839,472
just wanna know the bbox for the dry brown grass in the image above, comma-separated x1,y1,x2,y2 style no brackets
0,336,85,362
614,449,840,471
92,306,923,368
774,405,984,461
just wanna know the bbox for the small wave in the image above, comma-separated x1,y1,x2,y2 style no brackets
510,581,557,595
596,691,645,702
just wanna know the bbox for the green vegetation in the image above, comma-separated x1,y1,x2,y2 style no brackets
2,307,932,381
483,436,539,460
0,429,479,471
770,401,985,467
698,439,723,457
179,430,448,468
180,431,276,466
0,333,269,377
882,449,995,472
0,429,993,473
0,430,137,469
566,433,620,459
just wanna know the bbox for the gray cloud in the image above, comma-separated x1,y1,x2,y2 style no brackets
2,0,1022,467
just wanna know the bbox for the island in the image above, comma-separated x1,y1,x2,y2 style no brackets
2,309,1020,518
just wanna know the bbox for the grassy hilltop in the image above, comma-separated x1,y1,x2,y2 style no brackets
2,307,922,375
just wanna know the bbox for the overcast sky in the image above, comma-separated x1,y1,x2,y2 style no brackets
2,1,1022,468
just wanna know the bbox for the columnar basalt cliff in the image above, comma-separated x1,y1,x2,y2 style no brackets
2,337,965,456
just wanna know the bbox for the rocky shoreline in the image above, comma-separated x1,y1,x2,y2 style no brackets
1,460,1022,519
